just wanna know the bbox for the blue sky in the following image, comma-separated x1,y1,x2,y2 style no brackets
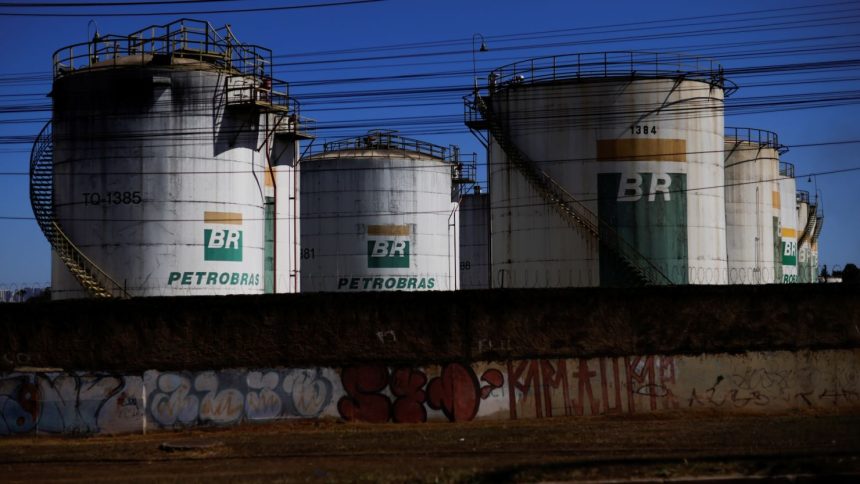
0,0,857,284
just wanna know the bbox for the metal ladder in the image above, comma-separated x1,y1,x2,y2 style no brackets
800,204,817,245
29,122,129,298
471,94,671,286
812,213,824,243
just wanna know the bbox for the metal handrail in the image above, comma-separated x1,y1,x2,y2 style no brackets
779,161,795,178
487,51,730,92
452,152,477,181
725,127,788,154
50,221,130,298
310,130,458,162
29,121,129,298
52,18,274,84
226,76,292,109
57,19,302,121
812,214,824,243
796,190,810,204
472,94,671,286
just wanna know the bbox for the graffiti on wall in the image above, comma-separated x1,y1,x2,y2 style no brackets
0,350,858,436
337,363,505,423
0,373,143,435
686,365,859,409
507,356,679,419
144,368,339,429
506,353,860,419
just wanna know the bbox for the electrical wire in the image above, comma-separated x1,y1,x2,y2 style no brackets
0,0,386,16
0,5,857,229
0,0,239,7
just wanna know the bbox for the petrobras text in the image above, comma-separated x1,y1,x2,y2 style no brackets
167,271,260,286
337,276,435,291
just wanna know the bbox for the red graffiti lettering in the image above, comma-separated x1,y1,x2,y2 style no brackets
540,360,572,417
390,368,427,423
574,359,600,416
337,365,391,423
507,360,541,419
426,363,480,422
599,358,624,414
480,369,504,399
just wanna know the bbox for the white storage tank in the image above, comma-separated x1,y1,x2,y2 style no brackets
300,131,460,292
459,186,490,289
38,19,303,298
777,162,798,283
724,128,784,284
470,52,730,287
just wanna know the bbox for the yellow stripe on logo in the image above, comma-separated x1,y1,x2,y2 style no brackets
264,166,274,188
368,224,410,236
204,211,243,225
780,227,796,238
596,139,687,162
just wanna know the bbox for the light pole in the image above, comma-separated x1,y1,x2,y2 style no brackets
472,33,488,90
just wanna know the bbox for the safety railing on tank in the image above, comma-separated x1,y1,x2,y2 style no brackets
52,18,275,84
800,201,817,245
264,97,316,143
812,212,824,244
452,152,477,183
226,76,292,109
796,190,810,204
725,127,788,154
779,161,795,178
312,130,453,161
468,92,672,286
295,113,317,136
463,96,484,126
486,51,735,94
279,99,316,138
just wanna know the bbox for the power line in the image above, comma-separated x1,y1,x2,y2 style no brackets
0,0,239,7
0,159,853,223
274,1,860,60
0,0,386,16
1,139,856,178
0,1,854,77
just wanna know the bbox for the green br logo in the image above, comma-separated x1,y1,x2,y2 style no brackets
366,224,411,269
781,239,797,266
203,211,243,262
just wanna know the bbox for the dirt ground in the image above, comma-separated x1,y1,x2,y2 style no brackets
1,412,859,482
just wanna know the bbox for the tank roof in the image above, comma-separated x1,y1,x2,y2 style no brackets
487,51,735,94
725,127,788,154
52,18,274,82
306,130,457,162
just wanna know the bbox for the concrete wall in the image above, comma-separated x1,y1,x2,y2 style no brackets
2,349,858,435
1,285,858,435
1,285,859,372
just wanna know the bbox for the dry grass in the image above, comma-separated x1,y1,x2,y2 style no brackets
0,413,858,482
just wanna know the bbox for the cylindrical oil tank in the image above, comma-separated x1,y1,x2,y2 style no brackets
777,162,798,283
459,186,490,289
47,20,299,298
300,131,459,292
724,128,784,284
483,53,729,287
